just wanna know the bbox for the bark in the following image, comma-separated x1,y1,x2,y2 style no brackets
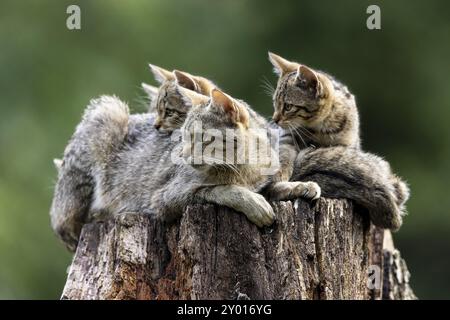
61,198,416,300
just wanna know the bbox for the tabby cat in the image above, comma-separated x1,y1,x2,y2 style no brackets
50,75,319,250
143,65,216,132
50,63,188,250
268,52,409,230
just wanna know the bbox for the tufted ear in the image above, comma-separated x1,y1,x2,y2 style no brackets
148,64,175,84
174,70,200,92
211,88,249,128
268,52,299,77
296,65,323,97
176,85,209,107
141,82,159,101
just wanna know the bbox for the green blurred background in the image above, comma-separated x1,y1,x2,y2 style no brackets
0,0,449,299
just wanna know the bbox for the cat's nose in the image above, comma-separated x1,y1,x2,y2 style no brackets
154,117,162,130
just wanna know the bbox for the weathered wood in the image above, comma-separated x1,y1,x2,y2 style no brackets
381,231,417,300
61,198,416,300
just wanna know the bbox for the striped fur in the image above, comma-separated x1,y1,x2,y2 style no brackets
268,52,409,230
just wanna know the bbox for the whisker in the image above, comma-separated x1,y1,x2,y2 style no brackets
198,154,245,182
290,123,315,142
297,125,315,140
287,125,302,150
260,76,276,98
287,124,306,150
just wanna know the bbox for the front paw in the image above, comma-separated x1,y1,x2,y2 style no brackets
292,181,321,201
243,193,275,228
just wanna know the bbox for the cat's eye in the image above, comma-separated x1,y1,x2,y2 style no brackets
284,104,294,112
165,110,177,117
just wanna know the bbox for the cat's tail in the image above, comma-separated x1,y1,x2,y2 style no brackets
82,95,130,167
293,146,409,231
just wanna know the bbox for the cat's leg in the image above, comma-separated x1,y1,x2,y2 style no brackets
155,182,276,228
267,181,321,201
51,119,95,251
50,165,93,251
293,146,407,231
151,179,275,227
197,185,276,227
264,131,322,201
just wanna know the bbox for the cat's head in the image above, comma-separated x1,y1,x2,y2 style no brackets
268,52,339,129
143,65,215,133
178,87,259,171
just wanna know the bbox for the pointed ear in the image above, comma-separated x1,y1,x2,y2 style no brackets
211,88,249,128
148,64,175,84
174,70,200,92
141,82,159,101
174,70,215,96
296,65,323,97
176,85,209,107
53,158,62,171
193,76,215,96
268,52,299,77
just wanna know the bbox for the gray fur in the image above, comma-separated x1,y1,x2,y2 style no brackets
50,88,320,250
49,96,157,250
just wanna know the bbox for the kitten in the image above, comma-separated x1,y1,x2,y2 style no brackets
268,52,360,149
268,52,409,230
178,87,321,202
143,65,216,133
50,72,320,251
85,87,320,226
51,63,205,250
51,63,169,250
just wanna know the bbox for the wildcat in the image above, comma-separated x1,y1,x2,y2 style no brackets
86,86,321,224
50,63,192,250
143,65,216,133
178,87,321,202
53,67,213,173
267,52,409,230
50,78,319,251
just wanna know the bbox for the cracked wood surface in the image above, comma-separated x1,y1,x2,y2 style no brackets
61,198,416,300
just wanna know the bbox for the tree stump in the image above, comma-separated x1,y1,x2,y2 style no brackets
61,198,416,300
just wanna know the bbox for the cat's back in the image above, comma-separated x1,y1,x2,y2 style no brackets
92,112,181,214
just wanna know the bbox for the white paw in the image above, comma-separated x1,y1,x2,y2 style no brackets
293,181,321,201
243,193,275,228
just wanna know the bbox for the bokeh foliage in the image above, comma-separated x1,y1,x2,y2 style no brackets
0,0,449,299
